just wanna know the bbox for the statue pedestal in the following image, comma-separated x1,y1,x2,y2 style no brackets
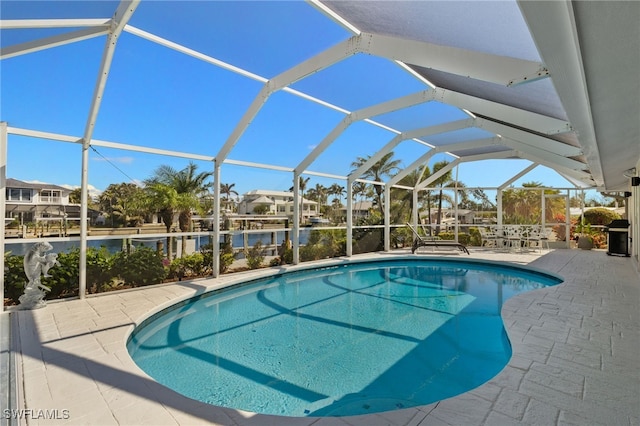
18,286,47,310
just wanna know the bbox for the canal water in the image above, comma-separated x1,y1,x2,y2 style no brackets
4,230,313,257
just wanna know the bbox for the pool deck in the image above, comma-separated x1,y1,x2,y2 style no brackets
4,248,640,425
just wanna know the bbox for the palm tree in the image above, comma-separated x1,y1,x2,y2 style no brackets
98,182,146,227
351,152,401,214
143,183,180,259
502,181,563,224
429,161,469,234
308,183,327,206
392,169,424,223
290,176,311,223
430,160,453,234
220,183,238,212
145,162,213,257
328,183,345,205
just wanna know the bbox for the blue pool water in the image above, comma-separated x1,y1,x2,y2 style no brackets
127,259,562,417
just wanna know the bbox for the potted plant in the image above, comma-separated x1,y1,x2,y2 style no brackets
575,223,594,250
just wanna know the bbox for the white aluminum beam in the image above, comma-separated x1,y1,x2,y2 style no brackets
270,36,360,90
514,150,594,184
215,85,272,163
216,37,361,163
79,0,139,299
222,159,291,172
7,126,80,143
502,137,588,171
362,32,548,87
346,182,353,256
432,87,571,135
308,0,361,35
0,123,7,311
416,150,518,191
435,137,503,154
0,19,110,29
416,159,461,190
353,90,433,120
476,117,582,157
348,118,474,183
81,1,138,149
498,163,540,190
387,150,437,187
92,139,213,161
459,150,520,163
295,89,434,174
303,170,348,180
212,161,221,277
125,25,267,83
1,26,109,60
295,116,352,175
518,0,604,186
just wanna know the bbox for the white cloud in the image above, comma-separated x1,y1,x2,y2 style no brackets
307,144,317,150
60,183,103,199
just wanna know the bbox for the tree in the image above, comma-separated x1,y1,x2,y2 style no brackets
98,183,146,227
328,183,345,205
220,183,238,212
351,152,401,214
69,187,82,204
144,183,180,259
432,161,453,234
501,181,562,224
252,204,270,215
289,176,311,223
392,169,424,224
145,162,213,257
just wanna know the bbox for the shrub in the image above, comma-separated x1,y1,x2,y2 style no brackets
438,232,471,245
391,227,412,248
198,242,233,274
4,251,27,304
269,257,282,267
582,208,621,225
111,247,166,286
220,253,234,273
40,249,81,299
467,227,482,246
245,241,265,270
85,247,114,293
352,213,384,254
218,242,234,273
167,252,205,280
300,229,346,261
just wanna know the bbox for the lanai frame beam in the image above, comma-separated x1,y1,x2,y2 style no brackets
78,0,139,299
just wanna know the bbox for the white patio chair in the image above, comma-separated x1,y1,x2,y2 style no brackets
505,226,524,252
525,225,543,252
479,227,497,248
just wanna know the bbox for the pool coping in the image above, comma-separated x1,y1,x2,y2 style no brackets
7,249,640,425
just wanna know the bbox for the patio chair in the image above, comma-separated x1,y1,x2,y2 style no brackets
524,225,543,252
504,226,524,252
540,227,551,250
479,227,498,248
406,223,470,255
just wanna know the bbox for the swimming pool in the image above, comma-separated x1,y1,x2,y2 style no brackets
127,258,562,417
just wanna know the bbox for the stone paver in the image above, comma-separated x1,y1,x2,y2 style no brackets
5,249,639,425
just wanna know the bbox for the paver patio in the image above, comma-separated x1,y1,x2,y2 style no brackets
4,249,640,425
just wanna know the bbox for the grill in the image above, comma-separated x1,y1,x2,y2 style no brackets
606,219,630,257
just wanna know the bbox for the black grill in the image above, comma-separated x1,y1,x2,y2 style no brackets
606,219,630,256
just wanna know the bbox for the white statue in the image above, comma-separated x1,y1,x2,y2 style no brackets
18,241,58,310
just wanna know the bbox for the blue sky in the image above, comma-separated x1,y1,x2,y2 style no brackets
1,0,584,202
